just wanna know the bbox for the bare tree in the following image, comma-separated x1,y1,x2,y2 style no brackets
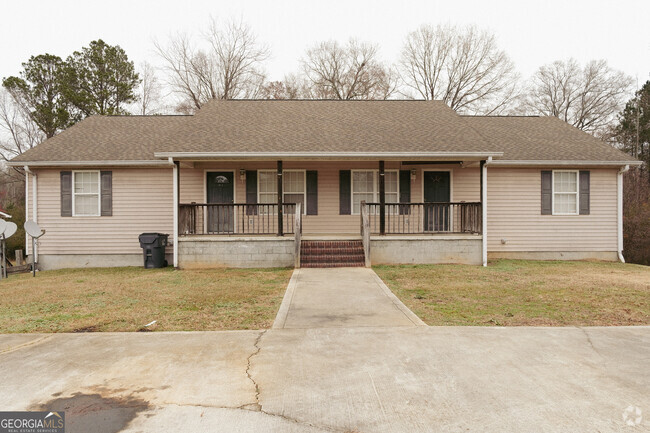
300,39,398,100
520,59,634,136
0,89,44,170
134,62,164,115
155,18,269,112
400,24,519,114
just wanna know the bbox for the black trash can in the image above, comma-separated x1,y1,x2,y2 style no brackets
138,233,169,268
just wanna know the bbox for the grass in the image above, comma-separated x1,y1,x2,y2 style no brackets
0,267,293,333
374,260,650,326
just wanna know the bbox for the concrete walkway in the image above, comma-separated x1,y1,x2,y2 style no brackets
273,267,426,329
1,327,648,432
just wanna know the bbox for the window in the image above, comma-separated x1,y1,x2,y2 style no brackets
73,171,100,216
258,170,306,213
553,171,578,215
351,170,399,214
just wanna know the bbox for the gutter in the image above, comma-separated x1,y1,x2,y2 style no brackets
153,151,504,160
24,166,38,262
7,160,174,167
489,160,643,167
617,165,630,263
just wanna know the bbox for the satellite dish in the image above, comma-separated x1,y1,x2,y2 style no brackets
0,220,6,235
24,220,44,238
3,222,17,239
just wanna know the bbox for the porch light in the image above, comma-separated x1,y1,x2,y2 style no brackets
239,169,246,180
411,169,417,180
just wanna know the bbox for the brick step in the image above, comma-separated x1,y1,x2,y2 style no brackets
301,247,364,255
301,254,366,264
300,240,366,268
301,261,365,268
301,241,362,248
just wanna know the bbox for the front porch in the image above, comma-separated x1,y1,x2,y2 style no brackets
172,159,489,268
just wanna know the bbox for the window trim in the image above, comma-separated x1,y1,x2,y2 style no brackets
257,169,307,214
350,169,399,215
552,170,580,216
71,170,101,217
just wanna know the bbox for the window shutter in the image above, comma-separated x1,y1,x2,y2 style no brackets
339,170,351,215
399,170,411,215
246,170,258,215
579,170,590,215
306,170,318,215
541,171,552,215
60,171,72,217
100,171,112,216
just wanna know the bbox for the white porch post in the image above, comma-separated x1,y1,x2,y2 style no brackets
617,165,629,263
172,159,179,268
481,157,491,267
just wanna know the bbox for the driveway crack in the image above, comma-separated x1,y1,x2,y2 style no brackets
236,330,344,432
239,329,266,412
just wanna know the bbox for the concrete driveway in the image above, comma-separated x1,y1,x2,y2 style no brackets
1,326,648,432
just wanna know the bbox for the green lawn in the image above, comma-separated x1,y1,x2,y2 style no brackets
0,267,292,333
375,260,650,326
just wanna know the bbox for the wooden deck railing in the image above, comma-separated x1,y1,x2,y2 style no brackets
179,203,297,235
363,202,482,235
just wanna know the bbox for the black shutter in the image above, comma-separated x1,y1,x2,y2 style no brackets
60,171,72,217
306,170,318,215
579,170,590,215
339,170,351,215
100,171,112,216
246,170,258,215
399,170,411,215
541,171,552,215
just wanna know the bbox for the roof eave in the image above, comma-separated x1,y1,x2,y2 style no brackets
488,160,642,167
7,160,173,167
153,151,504,161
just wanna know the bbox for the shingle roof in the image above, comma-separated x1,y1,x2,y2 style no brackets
462,115,634,162
157,99,495,155
9,99,637,164
10,115,190,163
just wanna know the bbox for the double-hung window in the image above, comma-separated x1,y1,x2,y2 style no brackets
73,171,100,216
553,170,579,215
351,170,399,214
258,170,306,213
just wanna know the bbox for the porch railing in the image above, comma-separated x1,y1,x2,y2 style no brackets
364,202,482,235
179,203,297,235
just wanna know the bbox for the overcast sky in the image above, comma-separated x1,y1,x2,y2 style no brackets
2,0,649,89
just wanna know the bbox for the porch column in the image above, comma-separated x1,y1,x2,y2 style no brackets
277,160,283,236
379,160,385,235
172,160,179,268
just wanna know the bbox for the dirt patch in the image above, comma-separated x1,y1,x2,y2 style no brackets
32,392,151,433
73,325,99,333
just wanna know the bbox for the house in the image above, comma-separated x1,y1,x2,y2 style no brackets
8,100,641,270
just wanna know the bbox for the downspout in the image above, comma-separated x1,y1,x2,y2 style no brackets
24,166,37,262
617,165,629,263
169,157,179,268
481,157,492,267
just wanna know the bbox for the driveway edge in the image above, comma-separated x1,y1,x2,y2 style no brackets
369,270,428,327
272,269,300,329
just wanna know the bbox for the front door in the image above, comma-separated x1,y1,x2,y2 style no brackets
423,171,450,232
206,172,234,233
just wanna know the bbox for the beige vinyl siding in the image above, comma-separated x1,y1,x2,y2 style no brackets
179,162,480,234
31,168,173,255
487,167,617,252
